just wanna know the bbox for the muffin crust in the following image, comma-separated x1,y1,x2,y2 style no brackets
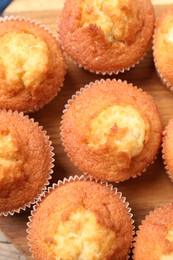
153,8,173,88
134,203,173,260
61,79,162,182
0,18,66,112
59,0,154,73
29,179,133,260
0,110,53,215
162,119,173,181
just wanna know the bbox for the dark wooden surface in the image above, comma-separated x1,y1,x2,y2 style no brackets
0,5,173,259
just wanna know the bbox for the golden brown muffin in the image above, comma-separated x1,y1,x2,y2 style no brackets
0,16,66,112
0,110,54,216
162,119,173,182
59,0,154,74
28,177,134,260
61,79,162,183
134,203,173,260
153,8,173,90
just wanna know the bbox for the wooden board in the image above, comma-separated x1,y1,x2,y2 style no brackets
0,5,173,259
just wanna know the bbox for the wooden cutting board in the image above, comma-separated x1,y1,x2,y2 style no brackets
0,4,173,259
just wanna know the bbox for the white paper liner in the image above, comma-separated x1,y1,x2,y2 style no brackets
0,15,60,42
60,78,161,183
0,110,55,217
132,202,173,259
152,29,173,92
60,43,146,76
162,124,173,183
0,15,67,113
27,175,135,259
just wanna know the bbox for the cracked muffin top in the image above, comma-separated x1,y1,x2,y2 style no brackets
153,8,173,87
134,203,173,260
0,17,66,112
59,0,154,74
61,79,162,183
28,179,133,260
0,110,53,215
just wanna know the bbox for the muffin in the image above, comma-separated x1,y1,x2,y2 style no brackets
0,16,66,112
28,176,134,260
61,79,162,183
0,110,54,216
153,8,173,91
59,0,155,74
134,203,173,260
162,119,173,182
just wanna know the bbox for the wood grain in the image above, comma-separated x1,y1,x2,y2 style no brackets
0,232,27,260
0,4,173,260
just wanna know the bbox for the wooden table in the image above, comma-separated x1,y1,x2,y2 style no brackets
0,0,173,259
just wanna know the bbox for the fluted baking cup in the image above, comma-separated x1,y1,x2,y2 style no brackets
61,46,146,76
153,40,173,92
162,120,173,183
59,0,154,76
27,175,135,260
60,78,162,183
0,110,54,216
133,203,173,259
153,9,173,93
0,16,66,113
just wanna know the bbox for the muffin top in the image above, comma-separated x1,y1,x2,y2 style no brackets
0,32,49,89
0,18,66,112
162,119,173,180
80,0,140,43
87,104,148,158
0,110,53,215
61,79,162,182
153,8,173,86
134,203,173,260
59,0,154,73
29,179,133,260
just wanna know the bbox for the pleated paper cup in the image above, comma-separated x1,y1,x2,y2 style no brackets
60,78,162,183
27,175,135,260
0,15,66,113
162,119,173,183
59,0,155,76
153,8,173,93
133,203,173,259
0,110,54,216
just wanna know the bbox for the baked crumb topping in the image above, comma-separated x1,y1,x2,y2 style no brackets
50,207,116,259
0,32,49,90
87,104,149,158
80,0,140,43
